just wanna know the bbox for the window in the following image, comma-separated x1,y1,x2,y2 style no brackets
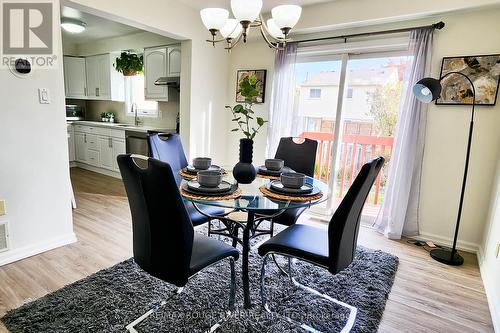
346,87,353,98
309,88,322,99
125,75,158,117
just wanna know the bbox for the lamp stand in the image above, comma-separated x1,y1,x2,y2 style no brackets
429,72,476,266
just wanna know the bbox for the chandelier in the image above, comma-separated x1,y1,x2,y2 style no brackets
200,0,302,51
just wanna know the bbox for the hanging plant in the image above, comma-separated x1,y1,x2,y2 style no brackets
114,52,143,76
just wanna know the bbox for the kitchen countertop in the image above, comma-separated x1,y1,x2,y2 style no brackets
68,120,175,134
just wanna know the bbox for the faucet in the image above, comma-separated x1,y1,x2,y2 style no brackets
131,102,141,126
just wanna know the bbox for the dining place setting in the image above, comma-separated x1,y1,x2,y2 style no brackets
179,156,325,204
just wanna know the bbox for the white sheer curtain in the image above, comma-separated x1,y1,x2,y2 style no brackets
266,42,298,157
375,28,434,239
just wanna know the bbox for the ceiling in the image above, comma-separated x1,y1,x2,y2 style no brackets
177,0,333,12
61,7,143,45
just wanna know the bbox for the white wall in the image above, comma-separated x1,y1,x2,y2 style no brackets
480,151,500,332
225,42,275,166
65,0,230,164
0,0,76,265
66,31,177,56
231,7,500,252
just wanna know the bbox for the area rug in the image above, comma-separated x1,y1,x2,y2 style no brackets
2,231,398,333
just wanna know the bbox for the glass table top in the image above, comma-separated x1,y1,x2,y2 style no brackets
179,169,329,212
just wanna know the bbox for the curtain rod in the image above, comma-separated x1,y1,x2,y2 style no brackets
295,21,445,44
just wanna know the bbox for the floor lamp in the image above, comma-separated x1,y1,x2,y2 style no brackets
413,72,477,266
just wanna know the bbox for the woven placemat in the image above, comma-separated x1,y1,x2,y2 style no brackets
180,187,242,201
256,173,280,180
259,186,323,202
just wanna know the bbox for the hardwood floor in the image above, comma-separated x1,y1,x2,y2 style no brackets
0,168,494,332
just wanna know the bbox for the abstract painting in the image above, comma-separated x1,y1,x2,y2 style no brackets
236,69,267,103
436,54,500,105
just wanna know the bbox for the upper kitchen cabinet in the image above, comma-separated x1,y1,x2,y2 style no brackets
144,44,181,101
167,46,181,77
85,53,124,101
144,46,168,100
63,56,87,99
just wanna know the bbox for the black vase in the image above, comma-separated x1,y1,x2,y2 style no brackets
233,138,257,184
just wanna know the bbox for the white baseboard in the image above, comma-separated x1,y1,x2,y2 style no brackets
477,247,500,333
74,162,121,179
0,232,77,266
413,231,480,253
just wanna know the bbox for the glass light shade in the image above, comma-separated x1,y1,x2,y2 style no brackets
413,77,442,103
220,19,242,39
61,18,86,33
272,5,302,29
231,0,263,22
266,19,285,39
200,8,229,30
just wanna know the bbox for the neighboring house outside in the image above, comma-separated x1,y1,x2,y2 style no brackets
296,67,399,135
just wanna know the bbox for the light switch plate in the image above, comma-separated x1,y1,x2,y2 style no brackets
0,200,5,215
38,88,50,104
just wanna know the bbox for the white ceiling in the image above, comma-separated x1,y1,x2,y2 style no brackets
177,0,333,12
61,7,143,45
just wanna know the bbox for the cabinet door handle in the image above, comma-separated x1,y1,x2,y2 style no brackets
108,137,112,148
84,133,87,143
96,88,99,96
84,87,87,96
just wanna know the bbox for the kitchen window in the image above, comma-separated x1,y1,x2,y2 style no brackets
125,74,158,117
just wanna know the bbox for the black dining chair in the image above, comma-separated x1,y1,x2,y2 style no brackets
117,154,239,332
258,157,385,332
268,137,318,229
148,132,224,227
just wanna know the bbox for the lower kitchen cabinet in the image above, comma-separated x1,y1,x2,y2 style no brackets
73,124,126,177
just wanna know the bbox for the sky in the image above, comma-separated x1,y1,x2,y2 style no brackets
295,56,407,85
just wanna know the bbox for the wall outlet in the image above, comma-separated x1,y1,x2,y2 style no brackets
496,242,500,259
0,200,5,215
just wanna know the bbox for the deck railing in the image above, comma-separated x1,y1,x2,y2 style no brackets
300,131,394,205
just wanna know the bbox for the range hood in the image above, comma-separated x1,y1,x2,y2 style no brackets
154,76,180,88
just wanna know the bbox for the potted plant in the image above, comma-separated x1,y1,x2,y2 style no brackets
114,52,143,76
226,74,268,184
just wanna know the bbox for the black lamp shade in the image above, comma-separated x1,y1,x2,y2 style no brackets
413,77,442,103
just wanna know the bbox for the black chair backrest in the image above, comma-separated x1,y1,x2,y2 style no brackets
117,154,194,287
148,133,188,173
274,137,318,177
327,157,385,274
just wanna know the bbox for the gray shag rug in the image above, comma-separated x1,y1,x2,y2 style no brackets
2,228,398,333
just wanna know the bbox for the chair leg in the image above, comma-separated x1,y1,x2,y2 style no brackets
126,287,184,333
260,253,358,333
229,257,236,311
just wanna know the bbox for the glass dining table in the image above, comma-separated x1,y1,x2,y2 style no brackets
180,171,329,309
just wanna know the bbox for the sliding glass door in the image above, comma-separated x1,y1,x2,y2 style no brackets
293,51,411,224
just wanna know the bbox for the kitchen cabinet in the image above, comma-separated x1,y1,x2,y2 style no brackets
67,124,75,162
167,46,181,77
144,44,181,101
144,46,168,100
112,139,126,171
73,124,126,176
74,132,88,163
63,56,87,99
99,136,114,170
85,53,124,101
